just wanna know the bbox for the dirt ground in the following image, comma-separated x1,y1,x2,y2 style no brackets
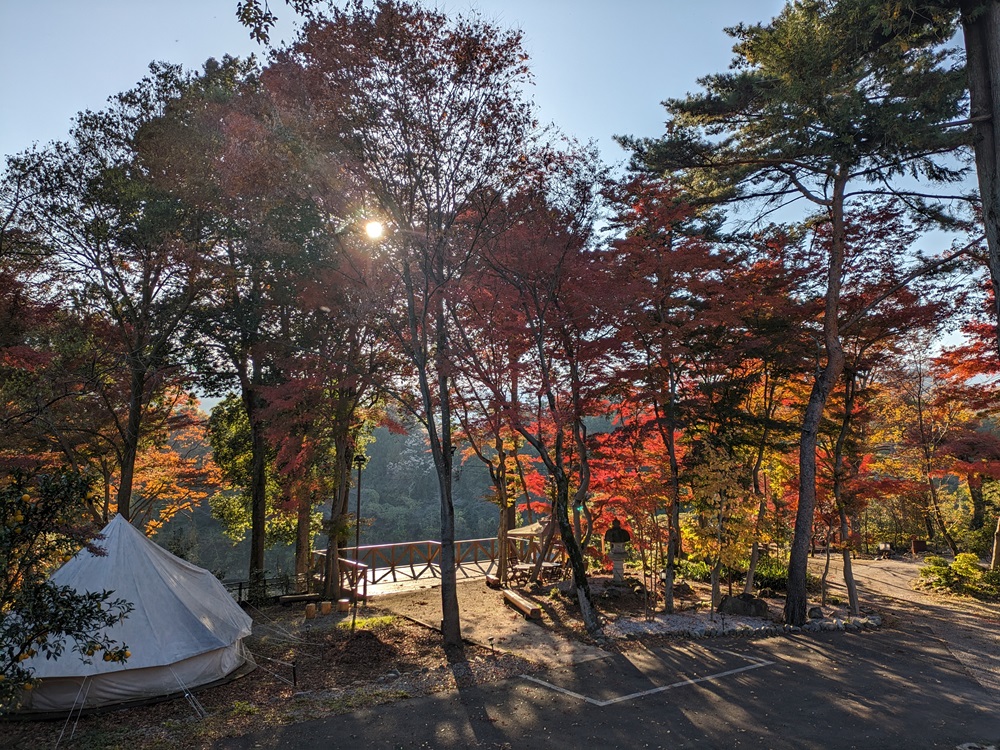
3,599,538,750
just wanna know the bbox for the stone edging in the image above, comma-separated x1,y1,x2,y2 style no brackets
610,613,883,640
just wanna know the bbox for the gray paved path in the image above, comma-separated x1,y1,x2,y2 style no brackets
216,624,998,749
814,555,1000,694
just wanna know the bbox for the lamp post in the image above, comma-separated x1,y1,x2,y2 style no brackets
351,452,368,632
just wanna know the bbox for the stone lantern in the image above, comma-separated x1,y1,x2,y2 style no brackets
604,519,631,582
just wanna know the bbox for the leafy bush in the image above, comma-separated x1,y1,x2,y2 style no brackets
1,471,133,713
674,556,818,593
747,557,790,591
952,553,985,581
918,554,999,600
676,559,712,582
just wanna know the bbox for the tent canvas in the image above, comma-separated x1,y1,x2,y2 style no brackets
19,515,253,713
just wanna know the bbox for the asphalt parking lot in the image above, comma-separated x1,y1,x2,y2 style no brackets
217,622,999,749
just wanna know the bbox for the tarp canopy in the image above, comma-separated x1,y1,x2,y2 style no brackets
19,515,252,712
507,517,552,539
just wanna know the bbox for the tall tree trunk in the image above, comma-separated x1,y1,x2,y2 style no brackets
294,492,312,588
913,364,960,555
744,493,769,596
832,373,860,616
489,436,513,586
927,476,961,555
960,0,1000,353
516,420,600,635
969,472,986,530
433,287,461,650
820,524,832,607
554,469,601,635
323,403,355,599
744,429,772,595
652,389,682,613
991,516,1000,570
322,449,351,599
244,387,268,603
513,451,534,523
115,363,147,521
710,559,723,613
838,508,860,616
786,172,848,626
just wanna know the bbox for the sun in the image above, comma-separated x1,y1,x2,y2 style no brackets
364,221,384,240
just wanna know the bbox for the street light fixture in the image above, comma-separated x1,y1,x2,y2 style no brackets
351,452,368,632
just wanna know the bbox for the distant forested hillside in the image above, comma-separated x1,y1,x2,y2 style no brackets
156,424,501,580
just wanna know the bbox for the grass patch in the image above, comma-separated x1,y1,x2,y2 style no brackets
336,614,396,630
230,700,260,717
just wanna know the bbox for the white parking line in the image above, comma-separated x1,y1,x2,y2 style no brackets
519,649,775,707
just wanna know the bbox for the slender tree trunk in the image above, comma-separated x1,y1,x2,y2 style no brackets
927,476,961,555
913,366,960,555
517,422,601,635
838,508,860,616
244,387,268,602
745,379,777,594
295,492,312,588
991,516,1000,570
497,485,510,586
710,559,722,613
820,525,832,607
786,172,848,626
744,494,768,596
552,469,601,634
653,391,682,613
492,437,512,585
434,303,462,650
323,411,354,599
115,363,147,521
513,451,534,523
969,472,986,530
832,373,860,616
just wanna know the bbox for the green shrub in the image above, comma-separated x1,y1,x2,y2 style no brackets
980,569,1000,597
676,559,712,582
952,553,985,582
918,554,999,600
748,557,790,592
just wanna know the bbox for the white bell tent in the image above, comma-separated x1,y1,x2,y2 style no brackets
19,514,253,713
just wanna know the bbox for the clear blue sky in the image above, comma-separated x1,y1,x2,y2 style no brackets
1,0,788,166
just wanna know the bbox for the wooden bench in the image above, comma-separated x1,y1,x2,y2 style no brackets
503,589,541,619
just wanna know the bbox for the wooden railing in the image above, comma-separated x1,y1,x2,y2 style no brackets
312,537,507,587
338,557,369,601
225,537,564,602
223,573,309,602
